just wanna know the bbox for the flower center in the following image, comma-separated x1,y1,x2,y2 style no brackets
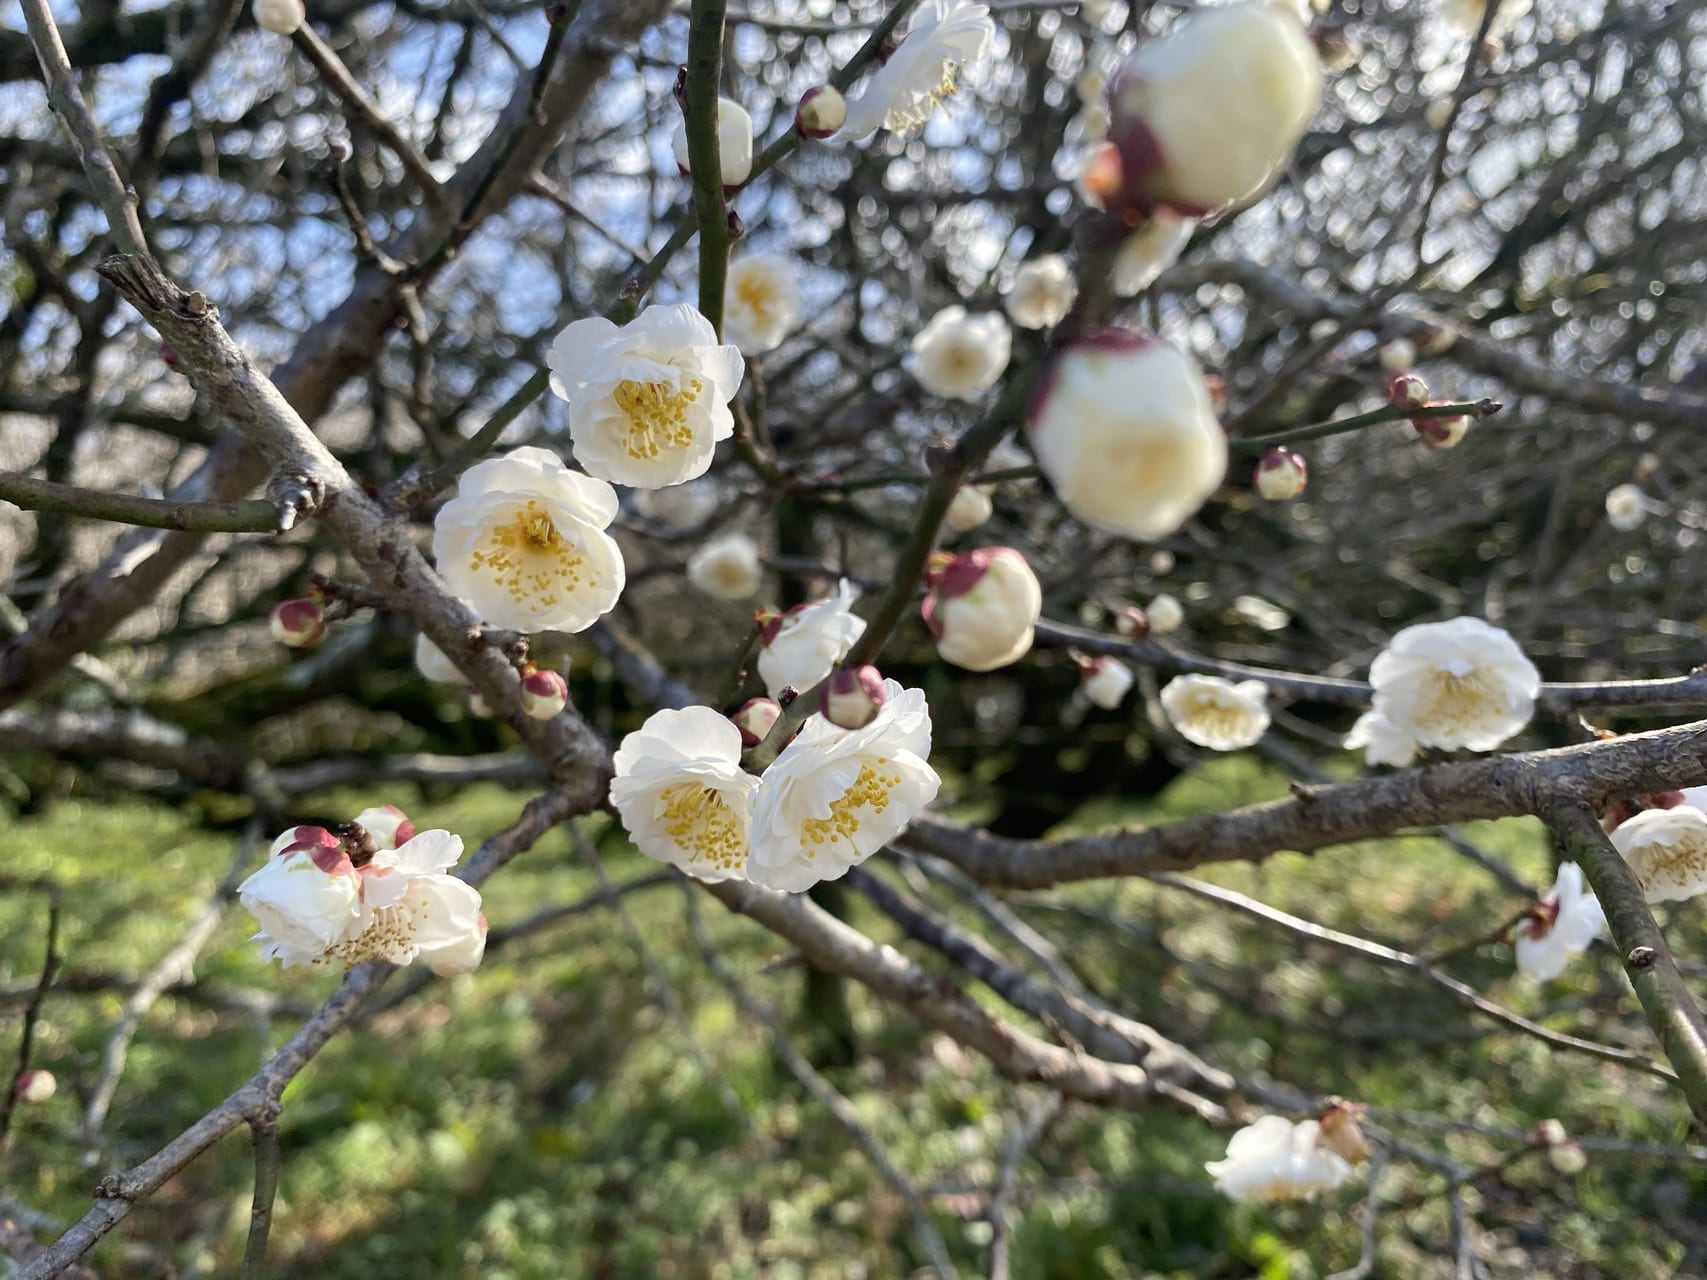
318,894,430,967
468,499,591,613
613,377,703,461
1182,693,1249,739
661,782,746,874
1629,829,1707,896
801,758,902,853
735,277,774,322
1412,667,1500,739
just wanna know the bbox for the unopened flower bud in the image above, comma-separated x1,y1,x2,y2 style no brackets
520,668,569,720
1415,412,1470,450
731,696,783,747
1147,593,1185,635
1081,657,1135,710
819,665,886,730
921,547,1043,672
1378,338,1417,372
944,485,994,533
253,0,304,34
795,85,846,139
269,597,325,648
1318,1099,1370,1166
1548,1141,1588,1175
1116,606,1149,639
1254,447,1307,501
1534,1118,1568,1147
15,1069,55,1103
1387,373,1430,411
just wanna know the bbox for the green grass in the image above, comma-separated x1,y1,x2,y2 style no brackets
3,761,1702,1277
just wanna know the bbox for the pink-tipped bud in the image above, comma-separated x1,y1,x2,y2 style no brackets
921,548,1043,673
1318,1098,1370,1166
1387,373,1430,411
795,85,846,139
1414,411,1470,450
268,597,325,648
15,1069,55,1103
1115,606,1150,639
731,696,782,747
160,340,180,370
1253,447,1307,501
520,669,569,720
820,665,886,731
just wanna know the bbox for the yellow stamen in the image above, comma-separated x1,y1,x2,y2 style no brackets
800,758,902,855
613,377,703,461
661,782,746,874
469,498,591,611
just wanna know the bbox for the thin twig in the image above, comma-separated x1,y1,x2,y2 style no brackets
0,470,284,533
0,879,62,1160
238,1109,281,1280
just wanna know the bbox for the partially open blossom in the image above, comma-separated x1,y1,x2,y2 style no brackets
945,485,994,533
1367,617,1538,752
1514,863,1604,981
1206,1115,1355,1203
732,696,782,747
15,1069,55,1103
1081,657,1135,710
1028,332,1226,541
724,254,802,355
547,304,744,488
796,85,847,138
415,635,468,685
757,579,867,698
1161,675,1270,751
351,804,414,851
1005,255,1077,330
1378,338,1417,373
748,681,940,891
1112,213,1196,296
521,668,570,720
1254,448,1307,501
431,447,624,633
688,532,764,601
911,306,1012,401
254,0,304,34
669,96,754,186
1105,1,1322,218
840,0,995,139
1343,709,1418,768
1147,593,1185,634
269,597,325,648
922,547,1042,672
1604,483,1648,532
1609,805,1707,904
1388,372,1430,411
1415,411,1471,449
611,706,761,882
820,665,887,730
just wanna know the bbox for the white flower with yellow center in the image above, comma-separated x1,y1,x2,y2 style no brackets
1367,617,1539,753
1610,806,1707,904
724,254,802,355
1005,255,1077,330
841,0,996,140
912,306,1012,401
1160,674,1270,751
1604,483,1649,533
748,681,941,892
688,531,764,601
1028,331,1226,541
1112,213,1196,296
547,303,745,489
757,579,868,698
431,446,624,634
611,707,762,882
669,96,754,186
1206,1115,1355,1203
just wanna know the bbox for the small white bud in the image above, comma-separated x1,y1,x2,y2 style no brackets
1147,593,1185,635
1253,448,1307,502
254,0,304,34
795,85,846,139
944,486,994,533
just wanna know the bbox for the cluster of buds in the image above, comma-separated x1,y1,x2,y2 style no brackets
268,592,327,649
1253,447,1307,501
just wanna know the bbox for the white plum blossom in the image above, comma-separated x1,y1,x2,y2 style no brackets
1160,675,1270,751
688,532,764,601
415,635,468,686
669,96,754,186
840,0,996,139
911,306,1012,401
1106,1,1322,217
944,485,994,533
1028,332,1227,541
1112,214,1196,296
1207,1115,1355,1203
922,548,1043,672
1514,862,1604,981
748,681,941,891
428,912,488,977
1367,617,1540,753
610,707,762,882
15,1069,55,1103
1082,657,1135,710
1343,710,1418,768
1147,593,1185,635
1609,805,1707,904
1605,483,1649,532
548,304,744,488
240,822,485,970
1439,0,1531,40
1005,255,1077,330
724,254,802,355
253,0,303,34
431,447,624,634
757,579,867,698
